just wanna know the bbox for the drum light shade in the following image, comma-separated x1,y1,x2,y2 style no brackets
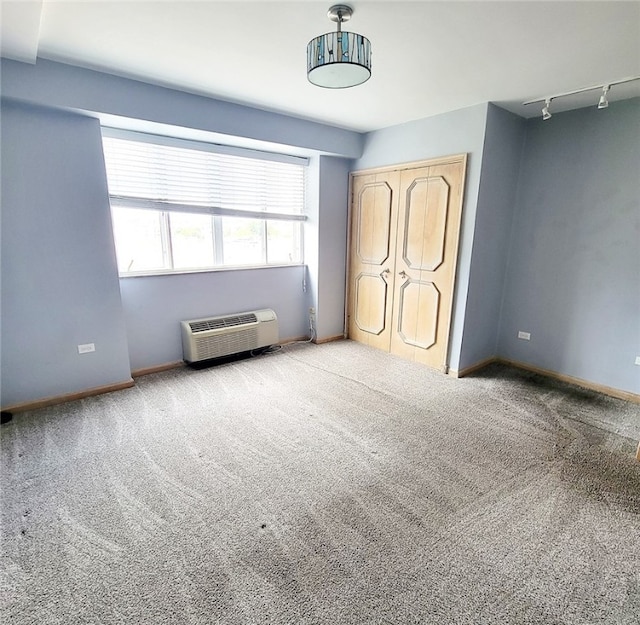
307,5,371,89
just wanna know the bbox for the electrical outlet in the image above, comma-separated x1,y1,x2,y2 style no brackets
635,356,640,366
517,331,531,341
78,343,96,354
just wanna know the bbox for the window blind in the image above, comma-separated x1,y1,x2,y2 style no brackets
101,133,306,219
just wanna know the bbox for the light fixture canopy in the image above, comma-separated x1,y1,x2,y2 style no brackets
307,4,371,89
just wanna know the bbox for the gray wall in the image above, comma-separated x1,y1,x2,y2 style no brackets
457,104,525,370
0,103,132,407
1,58,363,158
120,156,348,369
120,267,309,371
316,156,352,339
2,57,637,404
353,104,489,370
1,59,360,405
498,99,640,394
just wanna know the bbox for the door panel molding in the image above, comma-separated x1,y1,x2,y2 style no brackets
354,272,388,335
402,176,450,272
355,181,393,265
397,280,440,350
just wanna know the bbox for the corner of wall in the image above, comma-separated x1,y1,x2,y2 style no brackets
456,103,526,371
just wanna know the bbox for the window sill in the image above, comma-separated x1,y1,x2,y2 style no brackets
118,263,305,279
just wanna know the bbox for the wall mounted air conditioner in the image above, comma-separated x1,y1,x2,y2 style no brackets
181,309,278,364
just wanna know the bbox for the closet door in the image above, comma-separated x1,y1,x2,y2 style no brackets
347,155,466,372
347,170,400,351
390,159,466,369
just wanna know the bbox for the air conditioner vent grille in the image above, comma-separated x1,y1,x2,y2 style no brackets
189,313,257,333
181,309,278,363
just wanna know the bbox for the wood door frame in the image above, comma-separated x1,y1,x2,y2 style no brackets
344,153,468,371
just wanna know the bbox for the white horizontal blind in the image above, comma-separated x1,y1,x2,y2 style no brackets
102,134,305,218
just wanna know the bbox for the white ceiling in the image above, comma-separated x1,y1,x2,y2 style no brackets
2,1,639,132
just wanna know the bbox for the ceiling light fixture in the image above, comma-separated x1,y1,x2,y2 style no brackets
523,76,639,120
598,85,610,109
307,4,371,89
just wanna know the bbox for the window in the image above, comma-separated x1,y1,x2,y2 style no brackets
101,130,306,275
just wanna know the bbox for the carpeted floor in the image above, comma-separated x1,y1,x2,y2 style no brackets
1,340,639,624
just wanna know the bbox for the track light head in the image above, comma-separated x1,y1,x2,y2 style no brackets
598,85,610,109
542,98,552,121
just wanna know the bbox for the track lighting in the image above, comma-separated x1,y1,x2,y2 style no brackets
598,85,610,109
523,76,639,120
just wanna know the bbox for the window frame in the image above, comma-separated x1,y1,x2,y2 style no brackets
102,128,307,277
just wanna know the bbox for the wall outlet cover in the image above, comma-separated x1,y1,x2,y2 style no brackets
78,343,96,354
517,331,531,341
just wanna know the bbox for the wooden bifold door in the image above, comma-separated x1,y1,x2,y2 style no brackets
347,155,467,371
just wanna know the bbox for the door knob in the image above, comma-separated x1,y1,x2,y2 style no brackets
380,268,390,278
399,270,408,279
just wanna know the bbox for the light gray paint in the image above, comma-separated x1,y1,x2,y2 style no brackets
119,267,309,371
304,156,321,340
302,155,351,343
457,104,525,370
498,99,640,394
1,58,363,158
0,102,132,407
316,156,352,339
353,104,489,370
3,55,637,403
0,61,351,393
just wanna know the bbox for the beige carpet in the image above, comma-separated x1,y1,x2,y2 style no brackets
1,340,639,624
